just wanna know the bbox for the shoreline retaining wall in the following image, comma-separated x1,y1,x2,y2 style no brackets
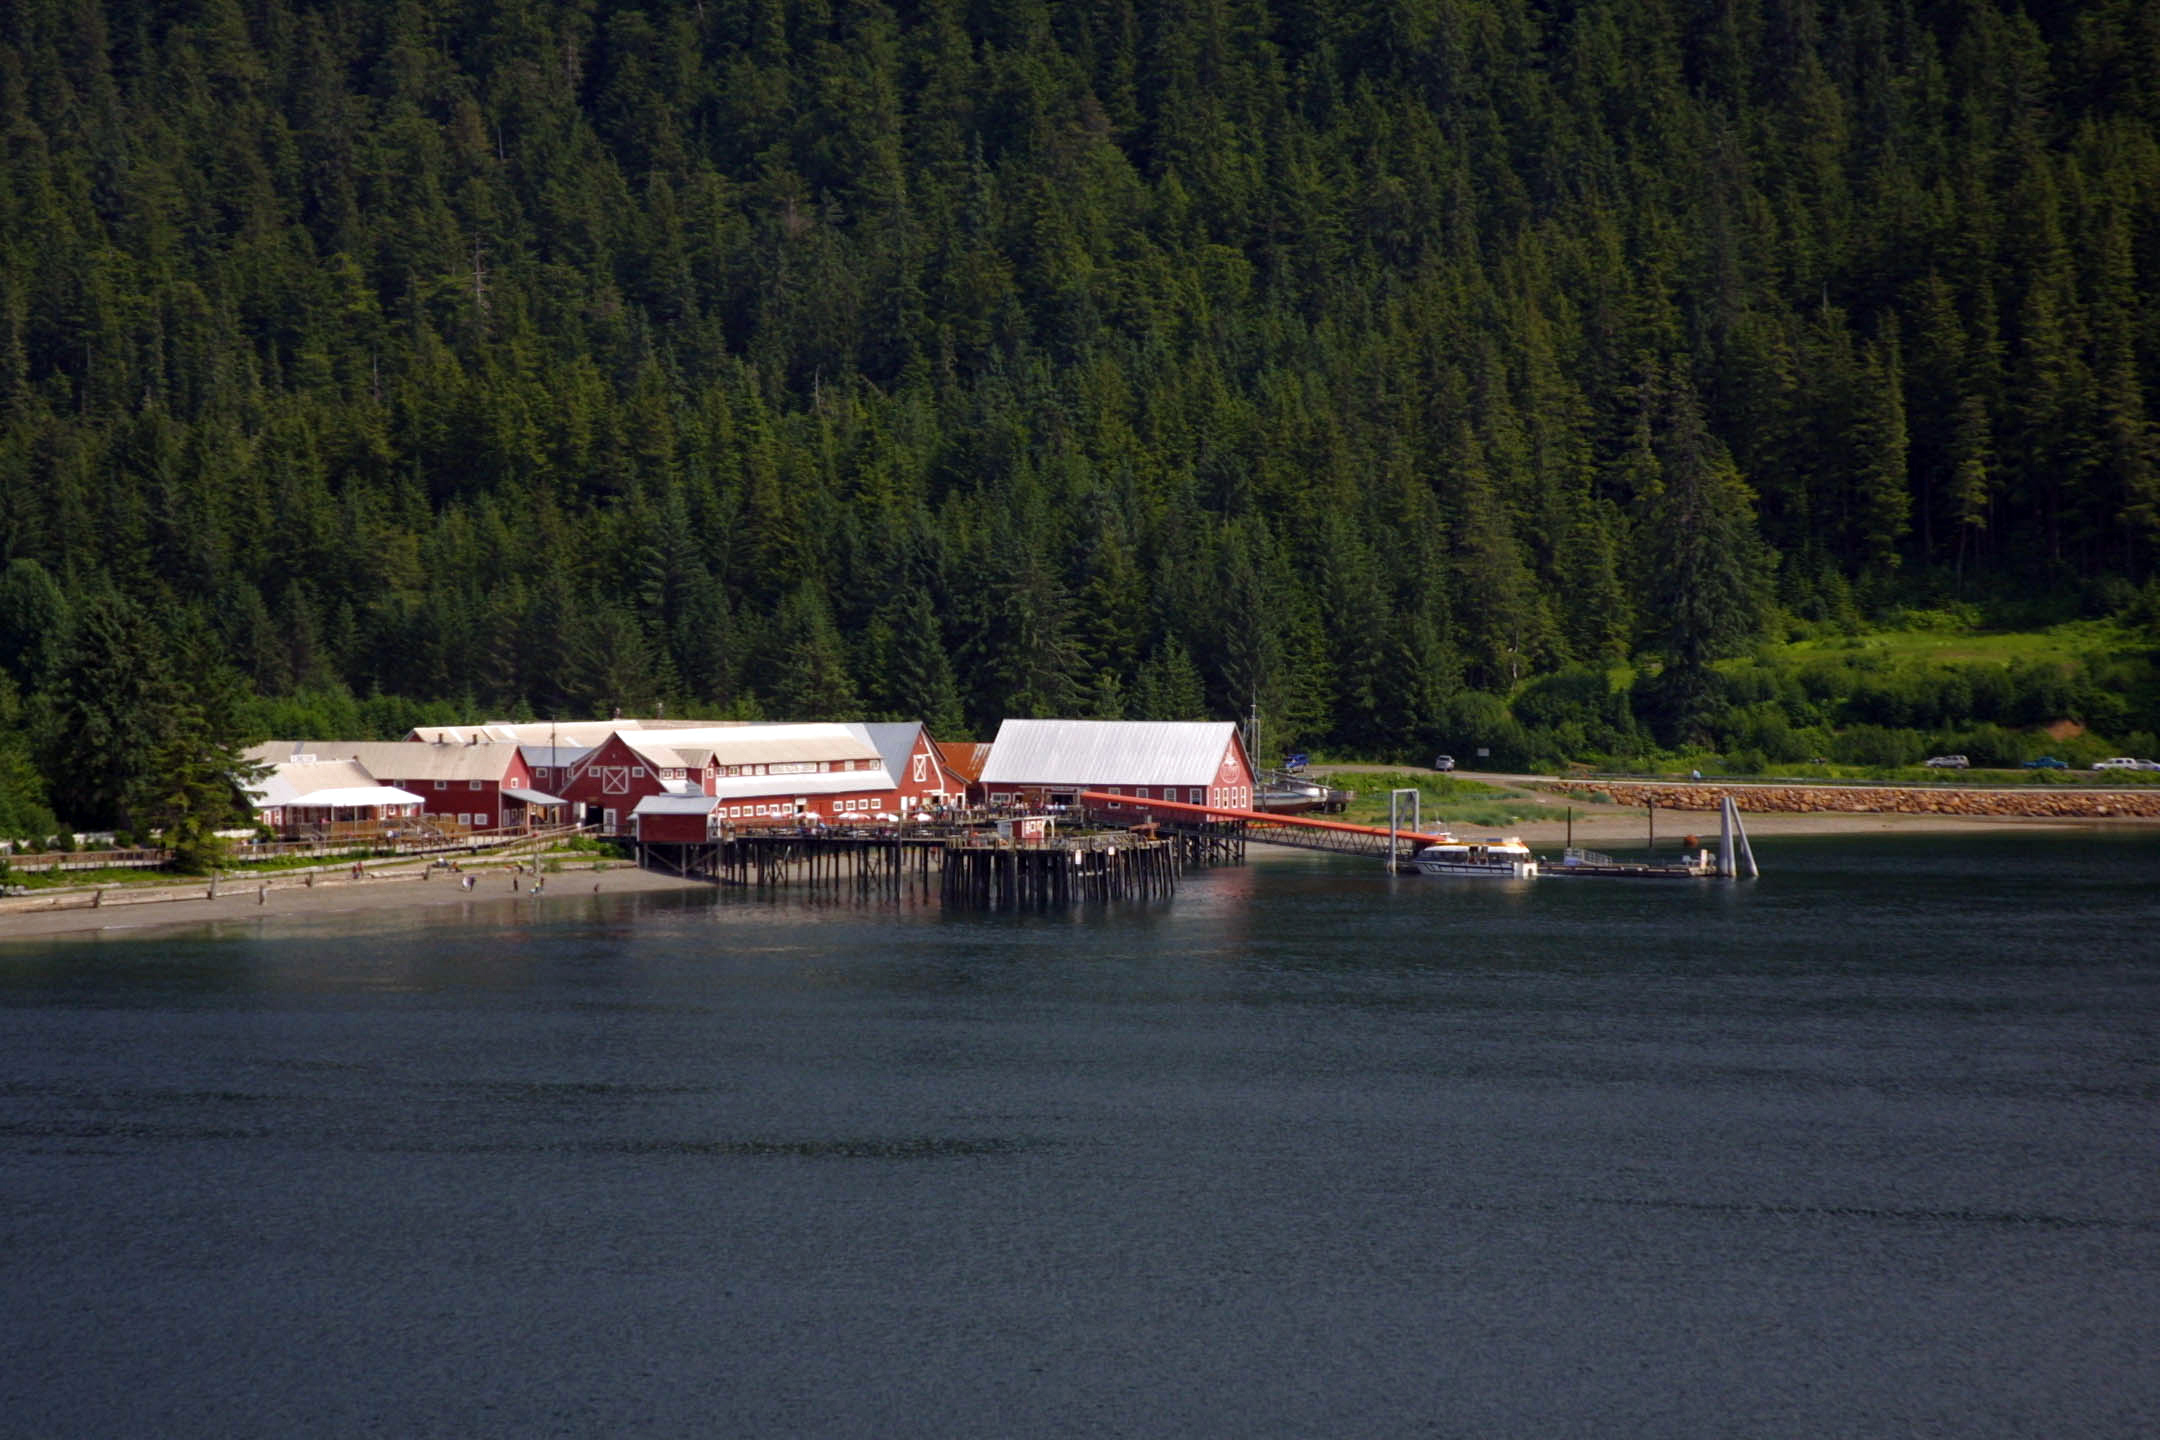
1548,782,2160,820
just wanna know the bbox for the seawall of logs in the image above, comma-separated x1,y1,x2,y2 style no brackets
1549,781,2160,819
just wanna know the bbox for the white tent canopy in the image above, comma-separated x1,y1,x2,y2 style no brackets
276,785,426,809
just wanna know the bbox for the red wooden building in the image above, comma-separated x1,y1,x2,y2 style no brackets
845,722,971,814
976,719,1256,821
266,741,565,833
560,724,897,834
629,794,725,844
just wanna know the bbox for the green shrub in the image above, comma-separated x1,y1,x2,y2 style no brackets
1433,691,1532,771
1832,725,1922,767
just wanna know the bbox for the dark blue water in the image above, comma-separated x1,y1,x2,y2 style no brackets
3,833,2157,1438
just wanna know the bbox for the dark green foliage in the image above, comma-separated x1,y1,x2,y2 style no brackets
0,673,59,841
2,2,2158,823
33,592,173,832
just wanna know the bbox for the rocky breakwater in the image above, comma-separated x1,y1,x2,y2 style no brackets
1549,781,2160,820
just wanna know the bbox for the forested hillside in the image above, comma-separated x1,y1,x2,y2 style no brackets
3,0,2159,834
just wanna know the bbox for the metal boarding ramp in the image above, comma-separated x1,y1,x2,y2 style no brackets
1077,790,1440,863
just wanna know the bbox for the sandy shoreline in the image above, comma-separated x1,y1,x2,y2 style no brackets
0,862,711,944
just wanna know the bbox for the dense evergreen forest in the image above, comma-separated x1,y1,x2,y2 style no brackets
3,0,2158,836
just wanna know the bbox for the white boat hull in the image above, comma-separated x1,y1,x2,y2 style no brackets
1412,857,1538,878
1410,838,1538,878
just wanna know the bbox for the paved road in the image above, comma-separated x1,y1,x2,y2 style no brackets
1308,763,2154,795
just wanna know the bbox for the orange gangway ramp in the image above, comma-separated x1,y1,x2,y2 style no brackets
1076,790,1450,842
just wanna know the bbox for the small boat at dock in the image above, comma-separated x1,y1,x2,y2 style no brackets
1411,834,1539,878
1255,772,1352,814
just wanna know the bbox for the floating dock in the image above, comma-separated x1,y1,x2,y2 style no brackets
1538,848,1715,879
1537,793,1759,880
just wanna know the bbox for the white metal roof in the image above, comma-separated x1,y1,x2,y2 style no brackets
407,718,756,746
978,719,1244,787
278,740,526,783
708,768,896,801
630,794,721,816
844,722,930,777
648,723,881,765
517,746,590,769
499,787,566,805
621,736,709,769
247,759,379,808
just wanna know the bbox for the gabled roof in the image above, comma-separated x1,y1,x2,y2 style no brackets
978,719,1244,787
597,723,880,767
264,740,525,783
630,794,722,816
518,745,590,769
619,736,692,768
932,738,990,783
618,736,724,770
246,758,378,808
843,722,928,777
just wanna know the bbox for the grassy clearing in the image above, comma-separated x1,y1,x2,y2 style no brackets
1767,617,2129,666
1333,772,1545,829
4,866,178,891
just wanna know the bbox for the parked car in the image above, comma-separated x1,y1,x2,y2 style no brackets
1282,752,1309,774
1923,755,1969,769
2136,759,2160,771
2022,756,2068,769
1431,754,1455,772
2092,757,2140,770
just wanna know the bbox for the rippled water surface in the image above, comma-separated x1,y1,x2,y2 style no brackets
3,832,2157,1437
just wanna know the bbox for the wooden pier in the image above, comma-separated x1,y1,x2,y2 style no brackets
939,836,1178,908
637,830,1180,909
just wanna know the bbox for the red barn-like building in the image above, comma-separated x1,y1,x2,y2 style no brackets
976,719,1256,821
845,722,970,814
561,723,897,834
